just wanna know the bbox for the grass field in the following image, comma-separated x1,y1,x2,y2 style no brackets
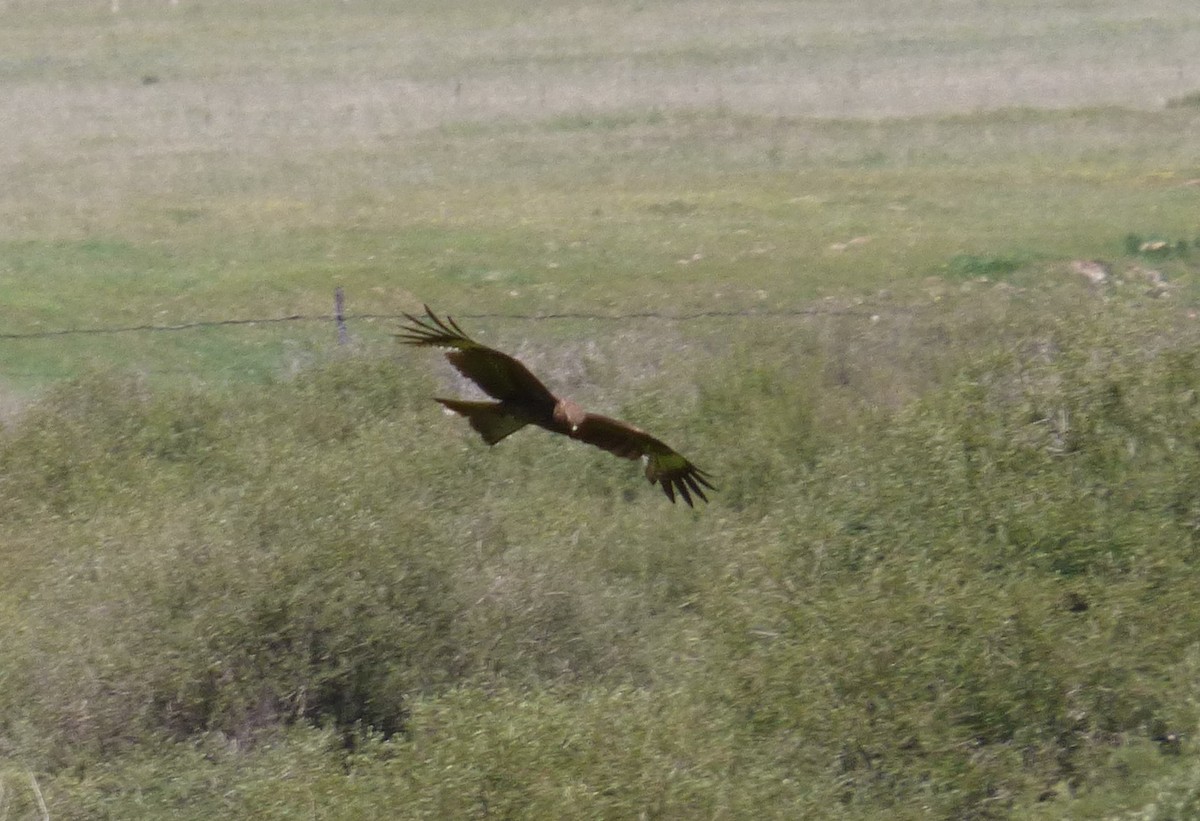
3,0,1200,817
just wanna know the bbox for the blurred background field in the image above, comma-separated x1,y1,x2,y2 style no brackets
2,0,1199,387
2,1,1200,818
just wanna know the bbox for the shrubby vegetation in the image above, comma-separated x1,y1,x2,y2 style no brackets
3,2,1200,816
3,288,1200,818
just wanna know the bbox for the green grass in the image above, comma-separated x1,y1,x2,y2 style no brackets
5,290,1200,818
4,0,1200,817
2,1,1199,393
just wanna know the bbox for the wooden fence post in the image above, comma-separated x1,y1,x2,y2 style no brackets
334,287,349,345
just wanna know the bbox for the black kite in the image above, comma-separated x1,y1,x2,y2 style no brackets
398,306,714,506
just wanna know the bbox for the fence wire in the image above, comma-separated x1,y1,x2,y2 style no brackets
0,305,913,341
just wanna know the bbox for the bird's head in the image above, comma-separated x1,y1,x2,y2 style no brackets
553,397,587,431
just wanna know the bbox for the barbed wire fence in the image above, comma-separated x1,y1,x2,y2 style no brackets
0,288,922,380
0,289,913,342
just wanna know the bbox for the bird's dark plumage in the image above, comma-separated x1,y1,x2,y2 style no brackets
398,306,714,506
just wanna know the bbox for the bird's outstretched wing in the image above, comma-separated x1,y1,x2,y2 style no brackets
570,413,715,507
397,306,557,407
403,306,715,506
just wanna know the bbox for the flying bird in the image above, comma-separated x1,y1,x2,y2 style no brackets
398,306,714,506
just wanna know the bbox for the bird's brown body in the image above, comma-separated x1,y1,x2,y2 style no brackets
398,306,714,506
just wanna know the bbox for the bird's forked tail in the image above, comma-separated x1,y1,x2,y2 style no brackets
435,398,528,445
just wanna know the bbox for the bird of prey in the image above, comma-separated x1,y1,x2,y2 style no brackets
398,306,714,506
